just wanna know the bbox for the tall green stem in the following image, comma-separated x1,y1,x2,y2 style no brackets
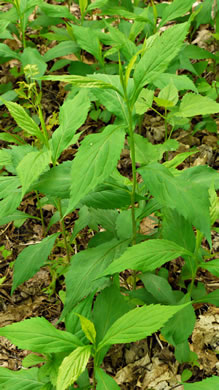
129,123,137,246
35,191,46,237
125,97,137,246
14,1,26,48
38,105,50,150
123,84,137,289
57,200,71,264
188,230,203,298
164,108,168,141
92,364,97,390
20,17,26,49
164,108,169,160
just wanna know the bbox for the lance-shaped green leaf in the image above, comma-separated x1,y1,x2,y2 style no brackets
19,0,43,13
88,0,134,18
39,75,122,95
12,233,60,294
182,44,216,60
153,73,197,93
141,273,176,305
178,165,219,190
0,149,11,167
174,93,219,117
76,314,96,344
81,180,132,209
0,317,83,354
0,43,20,60
34,161,71,199
133,22,189,97
133,134,178,165
104,23,137,61
162,304,196,345
162,208,196,254
0,20,13,40
22,354,46,368
99,239,193,277
163,150,197,169
159,0,195,28
135,88,154,115
193,290,219,307
0,367,47,390
2,101,45,143
39,2,76,20
139,163,211,244
95,367,120,390
184,376,219,390
87,0,134,14
66,125,125,215
0,176,20,199
97,303,188,350
16,150,51,197
0,90,17,106
129,7,153,42
62,239,129,319
99,8,138,20
65,294,94,337
154,82,178,108
90,74,132,126
93,285,131,344
79,0,88,15
57,345,91,390
1,144,36,174
44,41,78,62
199,260,219,278
71,24,103,65
87,0,108,11
0,210,38,227
51,90,90,163
0,191,22,220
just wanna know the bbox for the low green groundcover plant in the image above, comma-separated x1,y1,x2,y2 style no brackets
0,0,219,389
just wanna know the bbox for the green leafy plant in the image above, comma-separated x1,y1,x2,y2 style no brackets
0,0,39,49
0,245,12,260
0,0,219,388
0,289,191,389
